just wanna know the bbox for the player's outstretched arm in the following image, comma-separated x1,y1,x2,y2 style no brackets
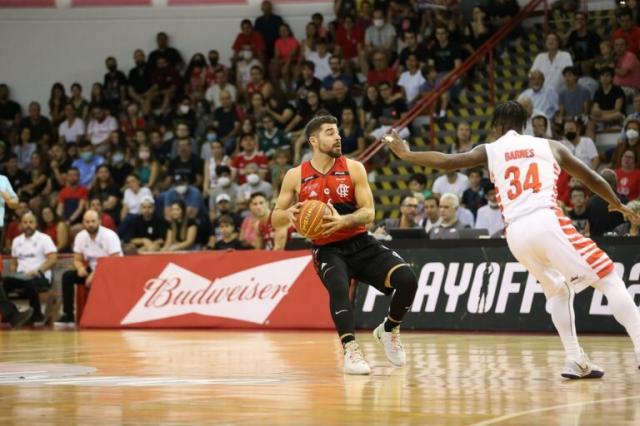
271,167,302,229
550,140,640,221
384,130,487,171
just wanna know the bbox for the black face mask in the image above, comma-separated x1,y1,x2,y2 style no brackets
135,60,145,66
565,131,577,140
107,64,117,72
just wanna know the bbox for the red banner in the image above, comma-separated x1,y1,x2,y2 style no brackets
0,0,54,7
80,250,333,329
168,0,246,5
71,0,150,6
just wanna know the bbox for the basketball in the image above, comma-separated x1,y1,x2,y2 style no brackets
294,200,331,239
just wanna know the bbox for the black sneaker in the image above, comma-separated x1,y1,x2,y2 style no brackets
54,314,75,327
9,307,34,329
28,312,46,326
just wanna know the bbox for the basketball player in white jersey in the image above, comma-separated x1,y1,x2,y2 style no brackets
384,101,640,379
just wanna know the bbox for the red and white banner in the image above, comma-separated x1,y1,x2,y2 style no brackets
71,0,150,6
80,250,333,329
0,0,54,7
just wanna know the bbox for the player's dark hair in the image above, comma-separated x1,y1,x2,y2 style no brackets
491,101,527,134
305,115,338,141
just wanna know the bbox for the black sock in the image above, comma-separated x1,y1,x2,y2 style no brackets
384,317,402,332
341,334,355,346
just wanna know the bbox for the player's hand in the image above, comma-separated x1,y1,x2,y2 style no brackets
286,202,303,226
321,201,348,236
609,202,640,222
382,129,410,158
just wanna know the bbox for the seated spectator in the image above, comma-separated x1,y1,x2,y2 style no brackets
556,66,591,125
205,68,238,108
560,119,599,169
72,142,105,188
149,31,184,71
370,81,407,137
162,200,198,252
211,215,249,250
322,56,353,100
55,209,123,326
373,195,420,237
169,137,204,187
334,14,364,70
271,148,292,195
418,195,442,233
208,166,240,213
237,163,273,201
19,152,51,212
69,83,89,121
568,187,590,236
464,5,493,52
239,192,269,247
90,83,106,106
611,119,640,168
232,19,266,65
235,45,263,90
58,103,85,145
88,198,117,231
86,104,117,151
566,11,601,77
591,40,616,90
169,122,198,159
295,61,323,102
530,33,573,91
231,133,269,184
133,144,159,189
630,94,640,121
120,102,145,140
429,193,470,239
103,57,128,115
4,212,57,325
149,55,181,115
518,96,550,137
587,169,628,236
163,173,206,222
209,192,242,241
128,196,167,252
270,23,300,91
474,182,504,237
287,90,323,155
339,107,365,157
258,113,290,157
586,67,626,140
109,148,134,189
266,92,295,129
361,84,382,131
449,122,475,153
47,83,66,127
398,31,427,71
613,37,640,93
408,173,430,199
14,127,37,172
307,38,332,81
165,98,197,135
213,90,241,153
615,149,640,201
432,170,469,199
57,167,88,225
428,26,463,95
40,206,69,252
366,50,397,87
184,53,215,100
532,114,551,138
127,50,153,115
519,70,559,120
19,102,51,146
462,168,486,217
119,174,153,240
203,140,231,200
0,84,22,133
612,200,640,236
325,80,358,125
245,65,273,101
398,54,426,105
364,9,397,63
4,155,29,196
612,7,640,59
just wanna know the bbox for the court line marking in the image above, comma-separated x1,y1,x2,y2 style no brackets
470,394,640,425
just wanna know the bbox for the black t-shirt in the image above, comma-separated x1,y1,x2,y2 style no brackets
295,77,323,99
568,208,590,234
213,107,239,138
326,97,358,124
214,238,250,250
104,71,128,102
462,187,486,217
374,98,407,121
588,194,627,236
5,169,29,192
169,155,204,185
254,14,284,56
109,163,134,189
19,116,52,141
151,143,172,167
89,184,121,211
170,218,198,243
399,45,428,69
211,212,243,235
593,84,625,111
567,30,601,62
148,47,184,70
0,100,21,121
132,215,168,241
429,42,461,73
128,64,151,94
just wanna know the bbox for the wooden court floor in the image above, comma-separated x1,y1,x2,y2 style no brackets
0,330,639,425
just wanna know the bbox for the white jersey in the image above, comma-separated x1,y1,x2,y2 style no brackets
485,130,560,225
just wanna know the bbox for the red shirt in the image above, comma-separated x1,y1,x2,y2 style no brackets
101,213,116,231
612,27,640,58
231,151,269,184
367,67,397,87
150,66,181,90
232,31,266,56
335,24,365,60
299,156,367,245
257,212,292,250
616,168,640,200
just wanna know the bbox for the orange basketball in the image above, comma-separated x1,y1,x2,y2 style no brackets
294,200,331,239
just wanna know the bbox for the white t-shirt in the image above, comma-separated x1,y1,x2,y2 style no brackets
205,84,238,108
123,187,153,215
73,226,123,270
398,70,427,103
306,51,332,81
560,137,598,168
87,116,118,146
475,204,505,236
530,50,573,91
58,118,86,144
432,173,470,198
11,231,57,280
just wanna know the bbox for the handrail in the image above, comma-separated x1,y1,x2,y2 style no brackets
357,0,547,165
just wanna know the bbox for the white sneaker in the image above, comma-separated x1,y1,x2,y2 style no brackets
343,341,371,375
373,320,406,367
561,350,604,380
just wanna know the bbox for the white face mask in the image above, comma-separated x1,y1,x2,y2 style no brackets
218,176,231,187
246,173,260,185
175,184,188,195
179,105,190,114
138,151,150,161
626,129,639,140
242,50,253,60
373,19,384,28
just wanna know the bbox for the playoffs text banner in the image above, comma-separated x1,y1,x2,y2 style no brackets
81,251,332,329
355,242,640,333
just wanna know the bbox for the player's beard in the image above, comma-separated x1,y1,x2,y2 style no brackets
320,143,341,158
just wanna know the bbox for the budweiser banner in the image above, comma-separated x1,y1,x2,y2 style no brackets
355,240,640,333
80,251,333,328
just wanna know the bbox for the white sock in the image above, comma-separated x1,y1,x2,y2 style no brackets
593,273,640,351
547,284,582,360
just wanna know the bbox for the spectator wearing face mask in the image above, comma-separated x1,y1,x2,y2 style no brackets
611,120,640,169
208,165,239,213
237,163,273,202
72,142,105,188
162,173,206,223
474,182,505,237
232,19,266,65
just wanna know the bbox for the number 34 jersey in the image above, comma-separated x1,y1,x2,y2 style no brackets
485,130,560,226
